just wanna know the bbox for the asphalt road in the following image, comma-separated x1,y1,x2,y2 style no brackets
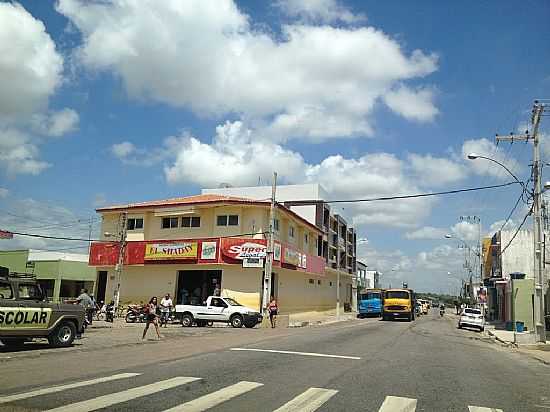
1,310,549,411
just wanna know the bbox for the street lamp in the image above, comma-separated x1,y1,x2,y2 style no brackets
467,153,525,190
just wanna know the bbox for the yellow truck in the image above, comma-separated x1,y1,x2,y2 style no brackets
382,288,415,322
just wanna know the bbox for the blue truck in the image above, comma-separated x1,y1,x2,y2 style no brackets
357,288,383,318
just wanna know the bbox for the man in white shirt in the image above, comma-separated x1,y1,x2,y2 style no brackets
160,294,173,327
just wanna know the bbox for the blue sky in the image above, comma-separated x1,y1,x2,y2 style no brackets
0,0,549,292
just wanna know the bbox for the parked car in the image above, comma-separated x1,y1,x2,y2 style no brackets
458,307,485,332
175,296,263,328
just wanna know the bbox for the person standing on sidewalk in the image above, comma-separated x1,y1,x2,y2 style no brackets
268,296,278,328
160,293,173,328
142,297,161,340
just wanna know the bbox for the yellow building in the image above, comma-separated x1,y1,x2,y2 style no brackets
90,194,352,314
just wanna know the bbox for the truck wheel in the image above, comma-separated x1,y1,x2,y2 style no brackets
230,314,243,328
181,314,194,327
47,321,76,347
0,338,27,348
196,320,207,327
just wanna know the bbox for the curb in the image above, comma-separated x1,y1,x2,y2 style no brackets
485,329,517,347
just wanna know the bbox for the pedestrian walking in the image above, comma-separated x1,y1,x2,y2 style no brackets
160,293,173,327
71,288,94,326
268,296,278,328
142,297,161,340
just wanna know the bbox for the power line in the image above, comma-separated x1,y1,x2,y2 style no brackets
321,181,519,204
499,204,533,257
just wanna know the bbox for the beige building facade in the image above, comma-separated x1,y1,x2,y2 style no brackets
90,194,352,314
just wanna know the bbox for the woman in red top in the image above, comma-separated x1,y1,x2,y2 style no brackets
268,296,278,328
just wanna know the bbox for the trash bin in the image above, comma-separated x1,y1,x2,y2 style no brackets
515,321,525,333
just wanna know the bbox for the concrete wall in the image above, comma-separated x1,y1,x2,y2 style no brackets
203,184,326,202
99,263,352,315
500,230,534,278
511,278,535,331
0,250,29,273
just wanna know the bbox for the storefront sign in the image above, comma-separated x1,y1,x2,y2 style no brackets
144,242,198,260
284,247,301,266
242,258,264,268
201,241,217,260
222,239,267,260
274,243,281,261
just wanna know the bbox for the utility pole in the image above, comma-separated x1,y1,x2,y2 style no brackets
262,172,277,314
496,101,546,343
113,211,127,310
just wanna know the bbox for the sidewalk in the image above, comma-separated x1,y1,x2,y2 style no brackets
287,310,355,327
483,323,550,365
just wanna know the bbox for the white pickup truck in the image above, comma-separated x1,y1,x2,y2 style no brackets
175,296,263,328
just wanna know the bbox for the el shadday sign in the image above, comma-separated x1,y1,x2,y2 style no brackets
144,242,198,260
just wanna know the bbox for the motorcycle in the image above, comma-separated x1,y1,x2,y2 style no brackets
125,304,147,323
439,307,445,317
105,302,115,323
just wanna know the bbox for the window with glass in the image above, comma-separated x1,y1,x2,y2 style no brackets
289,226,295,238
0,282,13,299
127,218,143,230
304,233,309,244
217,215,239,226
162,217,179,229
18,284,42,300
182,216,201,228
273,219,280,231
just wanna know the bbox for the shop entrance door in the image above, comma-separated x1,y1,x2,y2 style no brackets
176,270,222,305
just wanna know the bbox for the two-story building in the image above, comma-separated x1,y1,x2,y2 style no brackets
89,194,337,314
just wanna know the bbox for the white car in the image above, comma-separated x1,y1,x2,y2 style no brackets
175,296,263,328
458,307,485,332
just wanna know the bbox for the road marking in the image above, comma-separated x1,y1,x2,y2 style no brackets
273,388,338,412
163,381,263,412
0,373,140,404
45,376,199,412
468,407,504,412
230,348,361,360
378,396,417,412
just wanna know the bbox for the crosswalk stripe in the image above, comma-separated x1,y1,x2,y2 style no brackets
273,388,338,412
378,395,417,412
45,376,200,412
163,381,263,412
468,406,504,412
0,373,140,405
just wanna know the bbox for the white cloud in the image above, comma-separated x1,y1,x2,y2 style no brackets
0,128,51,176
57,0,438,141
383,85,438,122
31,108,80,137
462,138,521,180
0,3,76,176
111,141,136,159
0,2,63,121
405,226,448,240
275,0,366,24
0,196,95,253
450,220,480,243
165,121,307,187
162,121,434,228
408,153,467,187
0,187,8,198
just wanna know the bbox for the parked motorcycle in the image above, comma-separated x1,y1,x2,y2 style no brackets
125,304,147,323
105,302,115,323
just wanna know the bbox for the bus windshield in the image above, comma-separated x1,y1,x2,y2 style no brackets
359,292,381,301
384,290,410,300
